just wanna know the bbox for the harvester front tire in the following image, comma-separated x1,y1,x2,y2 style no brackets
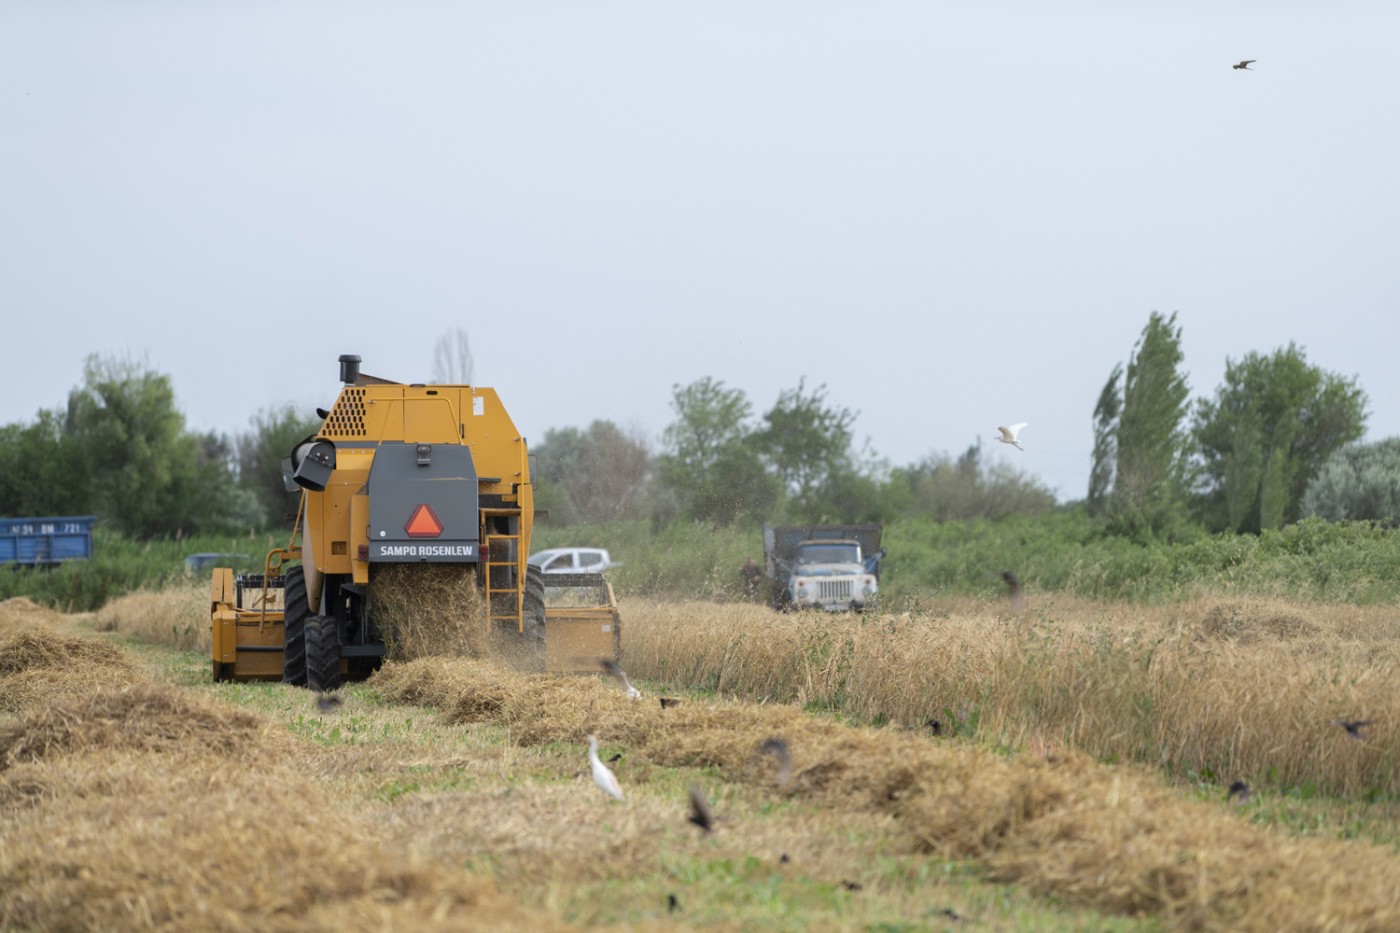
305,614,343,693
282,566,310,687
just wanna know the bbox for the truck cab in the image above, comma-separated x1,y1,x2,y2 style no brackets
788,538,878,612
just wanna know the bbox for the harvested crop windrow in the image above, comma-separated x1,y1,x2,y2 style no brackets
0,683,279,768
0,650,577,933
0,629,147,712
0,748,572,933
0,596,64,633
371,657,1400,932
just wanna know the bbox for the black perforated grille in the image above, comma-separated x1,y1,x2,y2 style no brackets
322,388,367,438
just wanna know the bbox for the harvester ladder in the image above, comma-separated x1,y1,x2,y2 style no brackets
483,532,523,632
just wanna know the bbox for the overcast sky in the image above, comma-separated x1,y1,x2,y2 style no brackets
4,3,1396,502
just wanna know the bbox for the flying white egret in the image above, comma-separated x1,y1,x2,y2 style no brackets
995,423,1027,451
587,734,624,801
599,658,643,700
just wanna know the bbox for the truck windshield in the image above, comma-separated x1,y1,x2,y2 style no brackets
797,544,860,565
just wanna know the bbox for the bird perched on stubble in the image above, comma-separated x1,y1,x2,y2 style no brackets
1227,780,1251,805
599,658,642,700
996,423,1027,451
587,734,623,801
1232,59,1255,70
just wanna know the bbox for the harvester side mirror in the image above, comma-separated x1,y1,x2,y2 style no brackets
289,437,337,491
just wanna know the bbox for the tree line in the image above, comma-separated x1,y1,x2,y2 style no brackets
2,320,1394,541
1087,311,1381,538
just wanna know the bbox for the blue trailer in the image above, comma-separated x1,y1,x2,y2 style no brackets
1,516,96,566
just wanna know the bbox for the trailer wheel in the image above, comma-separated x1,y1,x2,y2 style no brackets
282,566,310,687
306,614,343,693
524,564,547,642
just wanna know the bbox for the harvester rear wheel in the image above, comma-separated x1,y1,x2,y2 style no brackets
282,566,310,687
305,614,342,693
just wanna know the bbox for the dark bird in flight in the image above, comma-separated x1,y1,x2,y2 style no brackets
841,880,864,892
1227,780,1251,805
1001,570,1024,611
599,658,642,699
659,697,682,709
315,692,343,713
687,784,715,834
1232,59,1256,70
1334,719,1374,740
758,737,793,786
779,852,791,864
607,752,622,764
927,718,944,736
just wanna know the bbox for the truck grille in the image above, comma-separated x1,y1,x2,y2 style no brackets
817,580,853,601
323,388,367,438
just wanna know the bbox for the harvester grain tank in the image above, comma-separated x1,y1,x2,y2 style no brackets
210,355,620,689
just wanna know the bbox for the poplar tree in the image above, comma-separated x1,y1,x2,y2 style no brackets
1086,363,1122,516
1110,312,1191,532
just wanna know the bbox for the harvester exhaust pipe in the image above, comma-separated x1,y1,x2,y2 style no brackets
339,354,361,385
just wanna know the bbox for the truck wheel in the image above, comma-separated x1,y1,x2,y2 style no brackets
282,566,310,687
306,614,343,693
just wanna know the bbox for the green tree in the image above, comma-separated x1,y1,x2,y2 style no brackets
532,420,655,524
64,355,240,538
235,404,324,527
892,441,1055,522
1300,438,1400,525
0,409,91,516
753,379,858,517
1193,344,1368,532
1111,311,1191,533
1086,364,1121,516
658,378,777,525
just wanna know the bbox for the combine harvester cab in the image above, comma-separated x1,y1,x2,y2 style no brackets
211,354,621,689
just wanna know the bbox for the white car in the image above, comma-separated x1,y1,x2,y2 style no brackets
528,547,618,574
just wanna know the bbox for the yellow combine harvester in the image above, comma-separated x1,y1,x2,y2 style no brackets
210,354,620,690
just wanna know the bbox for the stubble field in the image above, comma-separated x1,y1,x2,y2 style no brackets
2,586,1398,932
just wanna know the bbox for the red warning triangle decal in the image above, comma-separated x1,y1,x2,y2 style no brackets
405,504,443,538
